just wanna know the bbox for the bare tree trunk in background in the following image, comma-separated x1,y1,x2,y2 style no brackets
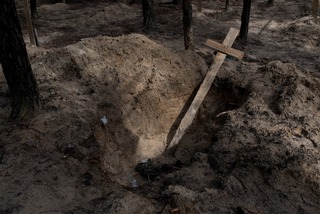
182,0,194,50
23,0,36,45
30,0,38,18
225,0,229,10
142,0,155,28
0,0,40,120
239,0,252,42
197,0,202,12
312,0,319,18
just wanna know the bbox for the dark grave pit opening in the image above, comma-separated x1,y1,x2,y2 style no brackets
199,77,250,123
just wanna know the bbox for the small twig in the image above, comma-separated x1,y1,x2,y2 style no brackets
170,207,180,213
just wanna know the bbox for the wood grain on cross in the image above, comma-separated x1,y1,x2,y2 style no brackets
167,27,243,149
204,38,244,60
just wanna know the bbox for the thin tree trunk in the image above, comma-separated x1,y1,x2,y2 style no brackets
239,0,252,42
197,0,202,12
225,0,229,10
30,0,38,18
142,0,155,28
23,0,36,45
182,0,194,50
312,0,319,18
0,0,40,120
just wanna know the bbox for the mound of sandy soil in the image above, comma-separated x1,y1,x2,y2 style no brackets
0,33,207,212
145,60,320,214
278,17,320,48
32,33,206,184
38,2,70,11
208,61,320,213
33,35,206,184
86,3,140,25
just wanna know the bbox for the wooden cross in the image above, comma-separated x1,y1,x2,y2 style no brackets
167,27,244,149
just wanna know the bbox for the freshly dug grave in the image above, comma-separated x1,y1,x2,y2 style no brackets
0,33,207,213
141,60,320,214
215,61,320,213
31,33,207,184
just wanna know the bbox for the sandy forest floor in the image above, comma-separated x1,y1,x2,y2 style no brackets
1,0,320,213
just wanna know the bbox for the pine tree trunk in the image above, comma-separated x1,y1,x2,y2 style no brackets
197,0,202,12
225,0,229,10
30,0,38,18
239,0,252,42
312,0,319,18
182,0,194,50
142,0,155,28
0,0,40,120
23,0,36,45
